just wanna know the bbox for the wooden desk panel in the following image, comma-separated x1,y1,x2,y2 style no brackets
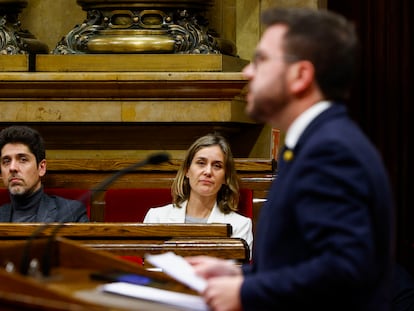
0,223,232,238
83,238,249,261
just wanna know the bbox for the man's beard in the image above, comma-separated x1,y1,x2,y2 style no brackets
9,185,26,196
246,88,290,124
245,70,290,123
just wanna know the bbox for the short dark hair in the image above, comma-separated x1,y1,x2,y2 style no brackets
262,7,359,101
0,126,46,164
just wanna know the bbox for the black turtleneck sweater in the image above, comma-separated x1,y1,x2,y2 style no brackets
10,187,43,222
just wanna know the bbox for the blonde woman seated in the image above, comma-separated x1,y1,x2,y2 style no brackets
143,133,253,257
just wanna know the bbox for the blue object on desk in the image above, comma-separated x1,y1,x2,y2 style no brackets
117,274,151,285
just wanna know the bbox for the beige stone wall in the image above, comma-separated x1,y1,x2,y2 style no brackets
234,0,322,157
235,0,322,61
209,0,237,52
20,0,84,52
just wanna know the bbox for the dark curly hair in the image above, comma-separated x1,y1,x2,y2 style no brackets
0,125,46,165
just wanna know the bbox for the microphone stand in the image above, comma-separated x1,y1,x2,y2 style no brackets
20,223,50,276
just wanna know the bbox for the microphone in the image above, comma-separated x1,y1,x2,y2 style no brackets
146,152,171,165
38,152,171,277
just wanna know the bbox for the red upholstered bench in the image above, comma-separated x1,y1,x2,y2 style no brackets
0,188,91,219
104,187,253,266
104,188,253,222
104,188,172,222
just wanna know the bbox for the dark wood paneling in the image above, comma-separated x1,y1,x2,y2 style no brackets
16,123,264,158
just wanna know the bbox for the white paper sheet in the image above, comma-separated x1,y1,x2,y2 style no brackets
101,282,209,311
145,252,207,293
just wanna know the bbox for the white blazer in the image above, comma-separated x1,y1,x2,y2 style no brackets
143,200,253,258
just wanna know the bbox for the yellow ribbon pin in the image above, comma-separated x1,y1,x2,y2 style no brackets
283,149,294,162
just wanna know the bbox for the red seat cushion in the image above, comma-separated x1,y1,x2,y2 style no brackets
238,188,253,219
0,188,9,206
104,188,253,222
104,188,172,222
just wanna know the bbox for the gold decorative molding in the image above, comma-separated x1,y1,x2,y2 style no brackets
52,0,236,55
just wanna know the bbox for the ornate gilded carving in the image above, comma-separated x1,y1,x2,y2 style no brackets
53,0,233,55
0,0,48,54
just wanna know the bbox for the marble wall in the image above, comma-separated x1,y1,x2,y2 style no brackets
20,0,84,53
236,0,324,60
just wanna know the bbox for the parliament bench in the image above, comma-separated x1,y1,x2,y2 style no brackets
103,187,254,221
0,157,273,244
0,187,255,264
0,187,254,222
40,157,273,226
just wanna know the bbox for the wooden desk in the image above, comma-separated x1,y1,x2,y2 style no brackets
0,223,250,263
0,237,204,310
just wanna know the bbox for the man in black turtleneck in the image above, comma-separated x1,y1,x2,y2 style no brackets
0,125,88,222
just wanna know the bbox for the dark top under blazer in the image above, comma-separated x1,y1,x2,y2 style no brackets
241,104,394,310
0,193,89,223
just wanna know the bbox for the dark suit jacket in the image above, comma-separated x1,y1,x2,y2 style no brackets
0,192,89,223
241,104,394,310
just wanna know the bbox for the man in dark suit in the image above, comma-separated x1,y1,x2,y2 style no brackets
186,7,394,311
0,125,88,222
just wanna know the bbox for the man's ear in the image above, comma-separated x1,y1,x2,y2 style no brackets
38,159,47,177
288,60,315,94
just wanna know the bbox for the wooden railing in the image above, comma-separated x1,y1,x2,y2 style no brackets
0,223,250,263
